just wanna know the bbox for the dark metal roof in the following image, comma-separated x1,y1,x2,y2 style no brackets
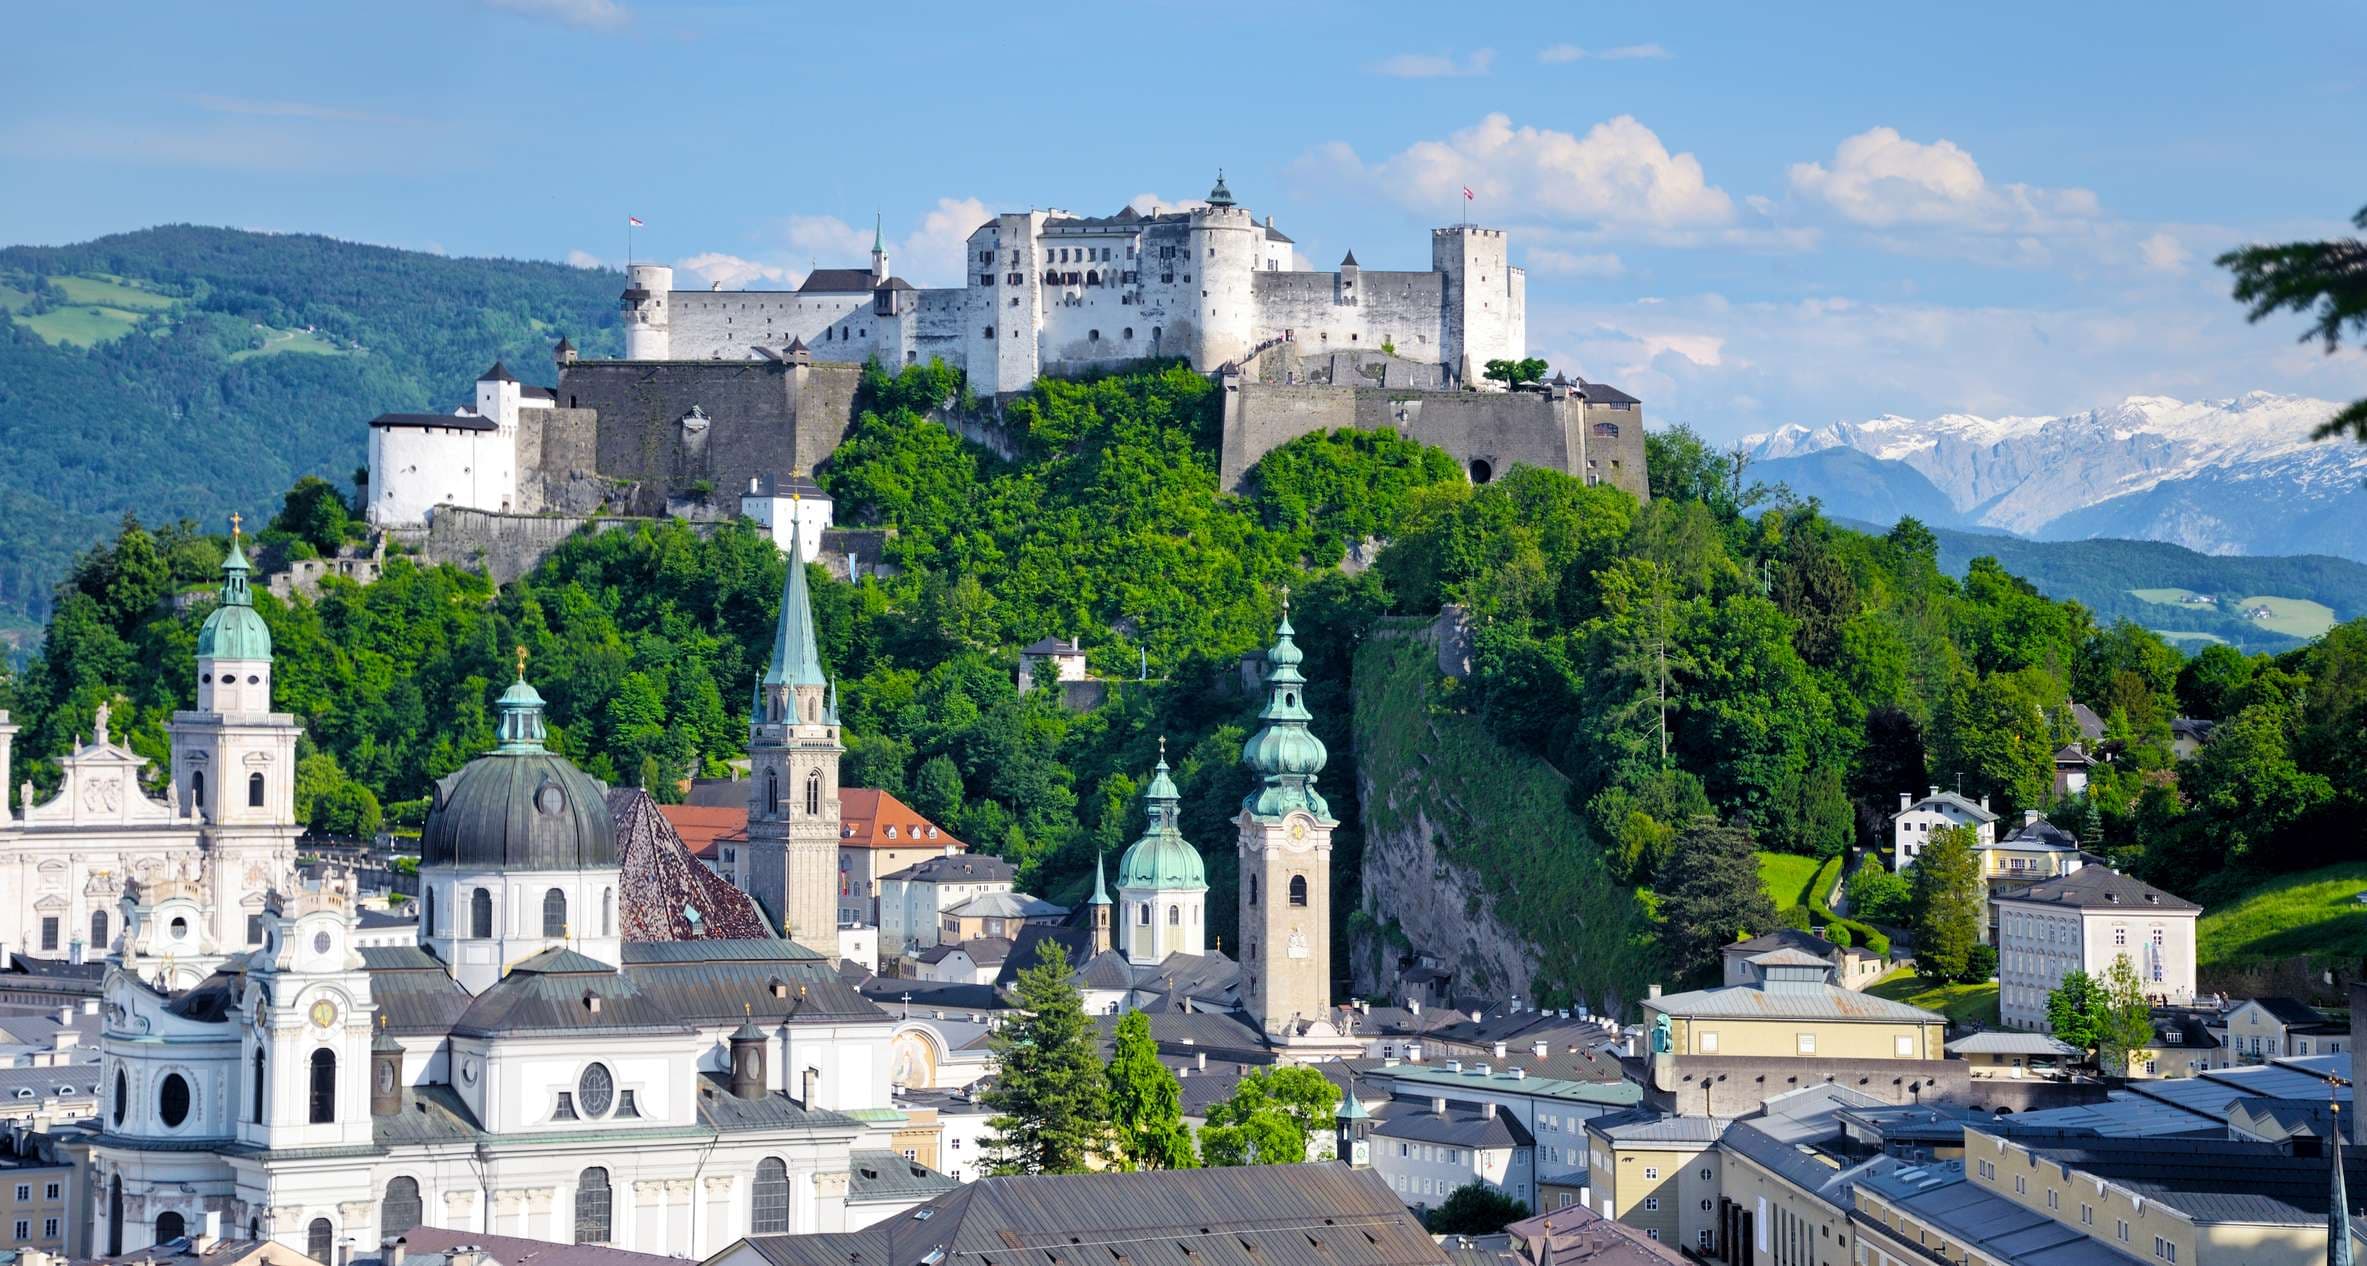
362,947,474,1035
2239,996,2327,1025
1993,866,2199,913
374,1083,485,1145
694,1070,864,1135
884,854,1015,884
1369,1097,1534,1149
393,1226,678,1266
623,949,886,1025
799,268,877,293
732,1164,1446,1266
419,747,616,872
450,947,693,1037
369,412,497,432
1022,635,1085,656
1574,379,1640,406
856,978,1010,1013
847,1148,960,1203
163,966,246,1022
357,908,416,929
478,361,518,383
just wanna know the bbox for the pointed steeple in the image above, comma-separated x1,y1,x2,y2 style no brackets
873,212,886,255
2334,1091,2354,1266
1089,850,1111,907
763,553,827,689
196,512,272,664
1240,590,1330,822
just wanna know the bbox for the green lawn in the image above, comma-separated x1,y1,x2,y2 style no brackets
2131,586,2205,605
228,327,347,362
1868,967,2001,1025
2237,594,2336,640
2155,630,2229,646
1759,852,1823,909
50,274,176,309
2198,862,2367,969
18,304,146,347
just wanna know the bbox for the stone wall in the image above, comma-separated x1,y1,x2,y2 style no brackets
402,508,890,587
514,406,611,515
558,359,864,514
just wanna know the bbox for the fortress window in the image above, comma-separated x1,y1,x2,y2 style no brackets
1089,330,1100,343
1591,422,1621,439
980,250,993,264
1162,274,1175,284
1007,272,1022,286
1123,328,1134,340
983,327,996,339
1086,271,1100,286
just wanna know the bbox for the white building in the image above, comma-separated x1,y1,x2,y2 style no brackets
739,472,832,563
365,363,550,527
876,855,1016,958
1993,867,2201,1030
1890,787,1999,872
0,527,298,982
617,175,1525,396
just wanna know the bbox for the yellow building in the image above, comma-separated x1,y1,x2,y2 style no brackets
1581,1111,1727,1255
0,1129,77,1257
1643,961,1947,1063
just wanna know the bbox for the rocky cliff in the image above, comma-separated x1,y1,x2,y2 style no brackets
1349,622,1656,1015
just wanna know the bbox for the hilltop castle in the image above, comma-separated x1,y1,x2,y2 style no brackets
367,177,1646,551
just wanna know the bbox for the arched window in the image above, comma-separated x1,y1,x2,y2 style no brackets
471,888,493,938
248,772,265,808
192,770,205,809
108,1175,122,1256
1288,875,1309,907
602,889,615,938
1167,904,1180,926
1247,875,1258,907
90,910,109,952
112,1068,126,1126
766,769,780,815
806,770,822,816
751,1157,790,1234
307,1219,332,1265
309,1049,336,1124
158,1073,190,1127
543,888,568,937
381,1176,423,1237
252,1048,266,1123
1137,903,1150,926
157,1212,186,1244
575,1167,612,1244
423,887,436,938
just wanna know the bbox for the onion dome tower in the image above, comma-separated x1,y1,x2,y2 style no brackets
1237,594,1339,1039
418,650,620,994
1116,739,1206,965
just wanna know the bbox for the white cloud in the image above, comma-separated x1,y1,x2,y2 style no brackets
769,196,993,288
1537,44,1585,64
1371,49,1495,78
676,252,794,289
1526,249,1625,278
1127,192,1210,216
565,249,607,269
481,0,628,28
1313,113,1733,235
192,95,413,126
1787,127,2101,232
2140,230,2190,273
1538,42,1669,63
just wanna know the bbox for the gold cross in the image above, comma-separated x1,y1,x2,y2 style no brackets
1158,735,1167,761
229,511,242,539
1280,584,1291,613
515,645,529,680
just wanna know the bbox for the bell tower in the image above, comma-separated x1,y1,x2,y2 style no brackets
746,545,842,948
236,870,377,1155
1237,596,1339,1044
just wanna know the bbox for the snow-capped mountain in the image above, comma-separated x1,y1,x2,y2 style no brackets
1743,393,2367,558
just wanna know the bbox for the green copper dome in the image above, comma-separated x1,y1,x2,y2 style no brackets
1241,603,1331,821
1117,742,1206,892
196,531,273,662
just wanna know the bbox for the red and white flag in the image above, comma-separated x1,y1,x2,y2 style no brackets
1461,186,1474,201
627,216,645,227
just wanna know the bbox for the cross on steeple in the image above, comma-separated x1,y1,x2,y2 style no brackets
229,511,242,539
515,644,529,681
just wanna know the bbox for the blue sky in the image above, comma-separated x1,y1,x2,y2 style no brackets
7,0,2364,441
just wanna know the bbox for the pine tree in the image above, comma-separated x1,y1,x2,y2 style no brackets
983,942,1109,1174
1106,1011,1195,1170
1909,823,1984,982
2078,798,2105,852
1656,817,1778,978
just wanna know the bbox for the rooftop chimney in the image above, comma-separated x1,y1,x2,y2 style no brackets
1647,983,1663,1001
1980,794,1990,811
1408,1042,1424,1063
1899,792,1913,812
196,1211,221,1254
1533,1040,1549,1058
1493,1041,1507,1058
2025,809,2042,827
1195,1052,1207,1070
1447,1059,1463,1073
1432,1097,1447,1117
382,1240,405,1266
1928,785,1940,799
1483,1102,1498,1119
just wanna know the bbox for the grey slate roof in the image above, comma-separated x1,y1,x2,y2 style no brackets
884,854,1016,884
478,361,518,382
369,412,497,432
798,268,878,293
621,941,884,1025
2238,996,2326,1025
361,946,474,1035
356,908,416,929
450,946,693,1037
390,1226,678,1266
1724,929,1837,959
847,1148,960,1203
1646,981,1940,1023
1746,947,1831,968
1369,1097,1535,1149
1586,1109,1732,1143
2000,815,2081,849
1944,1031,2081,1056
695,1071,863,1135
1900,789,2000,824
730,1164,1445,1266
1993,866,2199,913
419,744,616,871
1573,379,1641,406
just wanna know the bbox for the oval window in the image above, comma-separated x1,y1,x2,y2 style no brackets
158,1073,191,1127
579,1062,615,1117
313,931,332,955
536,783,566,816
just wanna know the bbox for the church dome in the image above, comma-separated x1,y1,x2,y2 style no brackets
419,671,616,873
1116,744,1206,892
197,535,272,661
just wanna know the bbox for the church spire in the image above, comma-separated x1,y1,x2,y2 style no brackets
1240,590,1330,822
220,511,253,607
763,554,827,689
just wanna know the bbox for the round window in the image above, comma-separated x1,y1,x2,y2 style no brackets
158,1072,191,1127
313,931,332,955
579,1062,615,1117
170,917,189,938
536,782,566,816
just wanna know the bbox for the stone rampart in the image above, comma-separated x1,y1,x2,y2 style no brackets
404,507,890,587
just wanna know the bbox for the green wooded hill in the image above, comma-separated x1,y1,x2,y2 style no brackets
0,225,625,624
6,362,2364,1010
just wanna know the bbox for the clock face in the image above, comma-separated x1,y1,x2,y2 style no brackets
1288,820,1308,841
309,1000,338,1029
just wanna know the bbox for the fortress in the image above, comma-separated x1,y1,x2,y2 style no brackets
367,176,1646,544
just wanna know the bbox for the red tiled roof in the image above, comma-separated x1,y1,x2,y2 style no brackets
840,788,963,850
660,803,747,860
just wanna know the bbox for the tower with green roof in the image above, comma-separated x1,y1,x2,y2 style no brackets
1115,739,1206,966
1236,595,1340,1042
745,549,843,949
168,513,301,952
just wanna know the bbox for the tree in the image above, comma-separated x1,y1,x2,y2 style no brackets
1200,1067,1339,1166
1105,1012,1195,1170
2045,969,2105,1060
2218,205,2367,441
2095,953,2158,1077
1423,1183,1530,1235
1482,357,1549,387
1847,866,1913,926
982,942,1108,1174
1656,817,1778,978
1910,824,1984,983
270,476,354,556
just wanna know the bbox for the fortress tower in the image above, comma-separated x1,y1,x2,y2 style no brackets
1188,172,1260,372
1432,226,1525,386
622,262,673,359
